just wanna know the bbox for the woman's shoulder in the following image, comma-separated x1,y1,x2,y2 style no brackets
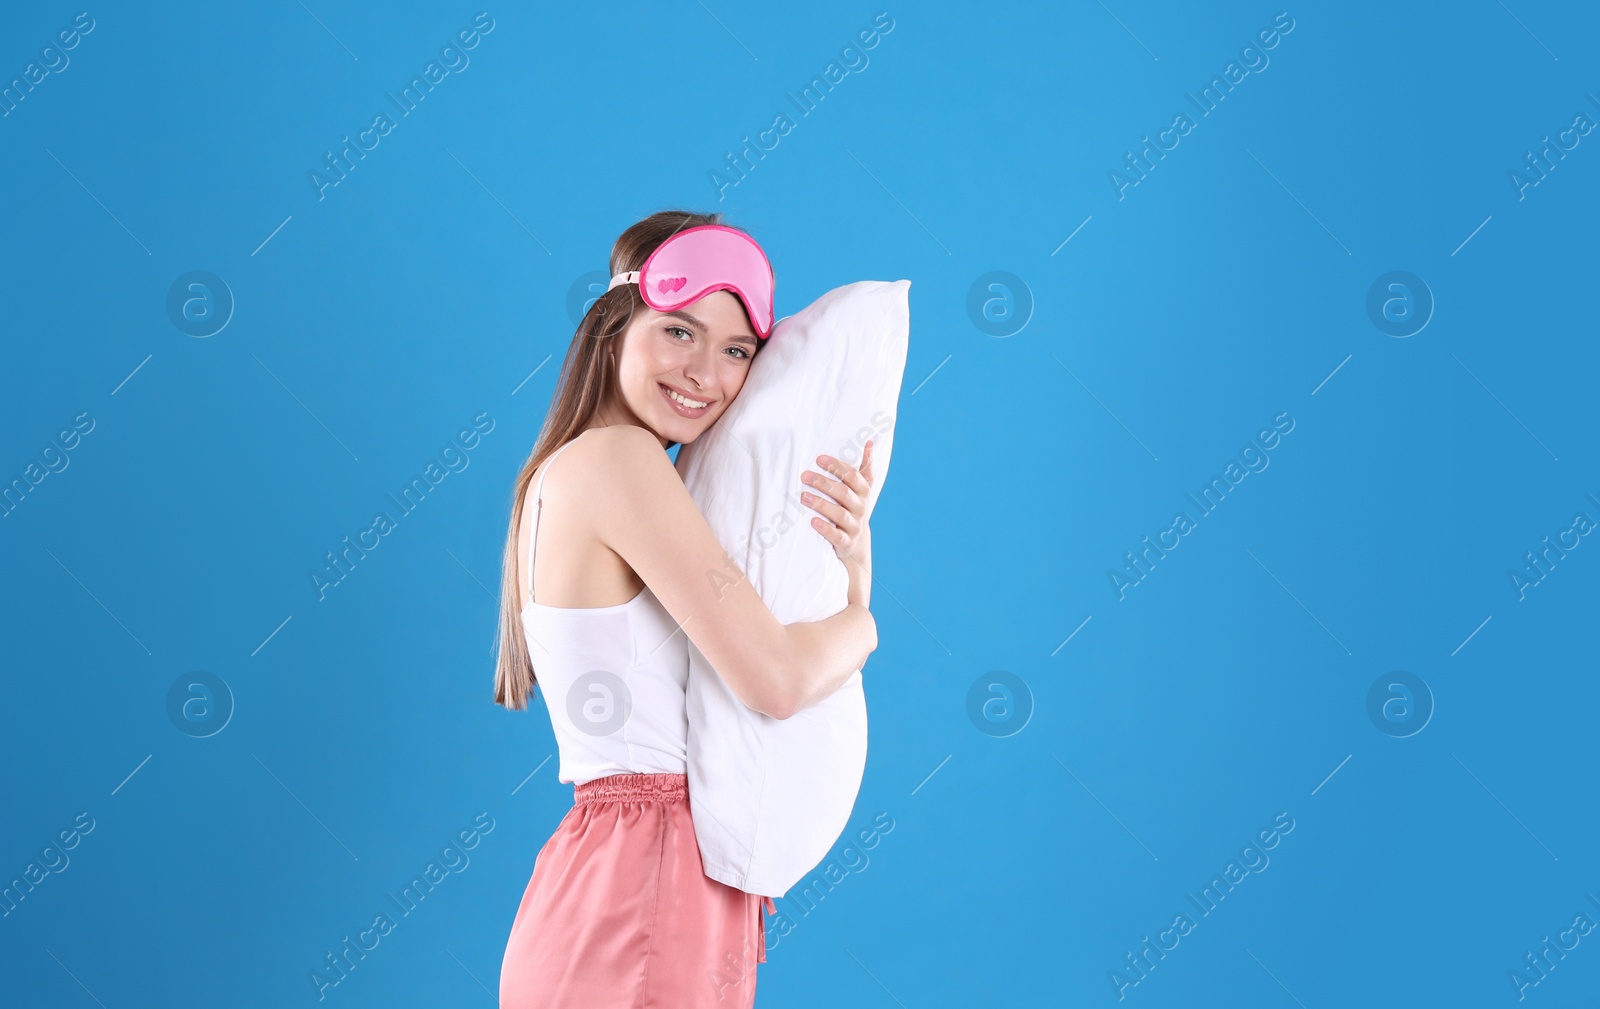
547,425,668,498
572,423,658,454
562,425,660,471
543,427,679,551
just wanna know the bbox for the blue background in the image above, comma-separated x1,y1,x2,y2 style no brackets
3,1,1598,1006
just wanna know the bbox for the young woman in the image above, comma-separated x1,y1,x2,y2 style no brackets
493,210,879,1008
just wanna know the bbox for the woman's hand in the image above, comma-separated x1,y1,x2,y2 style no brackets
801,440,875,609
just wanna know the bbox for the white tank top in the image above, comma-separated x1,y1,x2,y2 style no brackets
519,437,690,785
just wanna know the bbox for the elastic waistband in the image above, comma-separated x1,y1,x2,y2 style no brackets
574,772,687,805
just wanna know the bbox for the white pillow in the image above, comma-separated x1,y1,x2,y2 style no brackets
675,279,910,899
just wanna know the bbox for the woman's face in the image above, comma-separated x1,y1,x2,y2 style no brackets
602,290,760,446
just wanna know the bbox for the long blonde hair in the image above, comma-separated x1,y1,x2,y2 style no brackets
492,209,765,710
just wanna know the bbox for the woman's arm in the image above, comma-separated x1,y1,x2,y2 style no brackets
582,424,876,720
779,603,875,714
782,441,877,713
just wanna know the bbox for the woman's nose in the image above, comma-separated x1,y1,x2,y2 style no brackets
682,348,717,390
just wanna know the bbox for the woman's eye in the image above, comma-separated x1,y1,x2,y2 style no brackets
668,324,747,360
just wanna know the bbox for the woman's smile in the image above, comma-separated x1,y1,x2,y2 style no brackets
658,381,713,418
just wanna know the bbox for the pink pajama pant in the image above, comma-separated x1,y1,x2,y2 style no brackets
499,772,776,1008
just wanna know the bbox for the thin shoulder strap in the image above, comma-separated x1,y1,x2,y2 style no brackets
526,439,578,600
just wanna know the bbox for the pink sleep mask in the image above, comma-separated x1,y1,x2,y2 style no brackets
607,224,775,339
